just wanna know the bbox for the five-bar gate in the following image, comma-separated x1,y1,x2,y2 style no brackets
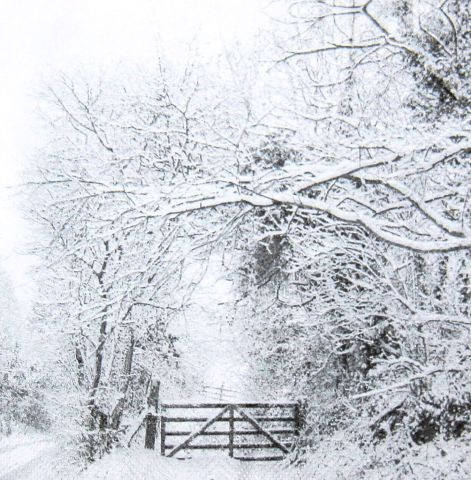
160,402,301,461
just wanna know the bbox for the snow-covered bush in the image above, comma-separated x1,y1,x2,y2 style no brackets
0,268,51,435
298,430,471,480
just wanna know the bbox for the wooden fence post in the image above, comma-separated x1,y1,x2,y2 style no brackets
145,414,157,449
144,380,160,449
228,405,235,458
294,400,306,442
160,416,166,456
294,401,302,437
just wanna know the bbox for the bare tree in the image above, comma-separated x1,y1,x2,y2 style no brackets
28,63,212,458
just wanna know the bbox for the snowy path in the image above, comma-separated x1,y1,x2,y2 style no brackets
78,450,300,480
0,439,58,480
0,439,303,479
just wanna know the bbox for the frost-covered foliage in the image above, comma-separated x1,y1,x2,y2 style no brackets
25,0,470,473
235,229,471,439
221,0,471,465
27,63,221,459
0,268,50,434
297,431,471,480
0,345,51,434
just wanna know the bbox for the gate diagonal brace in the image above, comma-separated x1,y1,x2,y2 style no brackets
234,406,290,454
166,405,231,458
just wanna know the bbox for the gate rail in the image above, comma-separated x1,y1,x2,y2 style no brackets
160,402,301,461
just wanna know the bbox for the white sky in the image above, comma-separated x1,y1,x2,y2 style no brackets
0,0,267,300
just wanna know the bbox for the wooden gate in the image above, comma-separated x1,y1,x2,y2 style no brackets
160,402,301,461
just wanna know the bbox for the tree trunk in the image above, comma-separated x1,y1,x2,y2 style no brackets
110,333,135,430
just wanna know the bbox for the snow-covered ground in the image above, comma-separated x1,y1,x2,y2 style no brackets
0,438,300,480
0,434,58,480
78,450,297,480
2,434,470,480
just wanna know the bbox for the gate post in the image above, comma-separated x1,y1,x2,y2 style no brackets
228,405,235,458
145,414,157,449
160,416,166,456
144,380,160,449
294,400,305,438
